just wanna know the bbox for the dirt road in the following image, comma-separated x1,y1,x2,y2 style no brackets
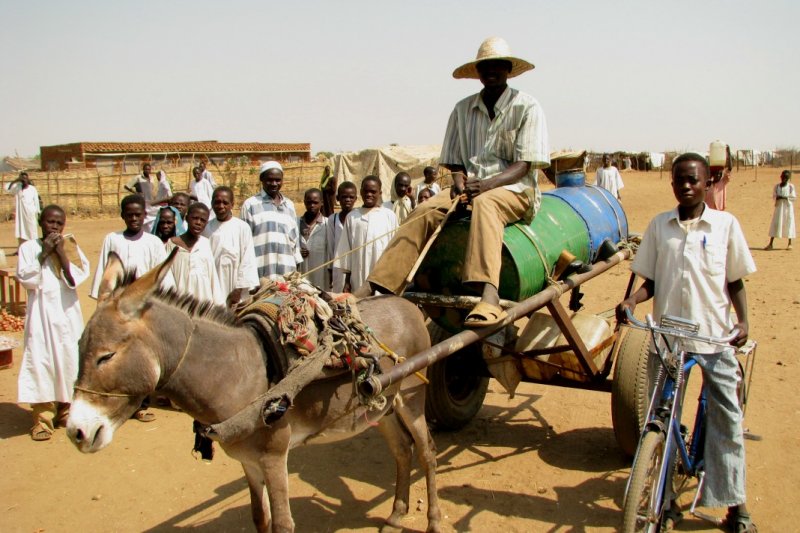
1,169,797,532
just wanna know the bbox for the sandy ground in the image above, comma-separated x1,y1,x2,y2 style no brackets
1,168,798,532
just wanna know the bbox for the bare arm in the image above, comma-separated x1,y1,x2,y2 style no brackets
727,278,749,346
615,278,655,324
442,164,467,196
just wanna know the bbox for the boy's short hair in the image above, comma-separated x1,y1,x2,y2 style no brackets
393,172,410,183
337,181,357,195
121,194,146,212
213,186,234,201
39,204,65,222
672,152,709,177
423,166,437,176
304,187,323,198
361,175,382,190
186,202,210,216
170,191,191,203
781,169,792,179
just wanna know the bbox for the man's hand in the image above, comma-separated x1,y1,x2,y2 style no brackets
464,177,488,200
300,247,309,259
615,297,637,325
730,321,749,347
42,233,61,256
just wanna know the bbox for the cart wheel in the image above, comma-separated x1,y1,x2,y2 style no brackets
425,321,489,430
611,326,657,457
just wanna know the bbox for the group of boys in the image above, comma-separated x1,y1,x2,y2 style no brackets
11,35,757,531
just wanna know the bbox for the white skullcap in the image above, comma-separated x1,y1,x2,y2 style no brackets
259,161,283,176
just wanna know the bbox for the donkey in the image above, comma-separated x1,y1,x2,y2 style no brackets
67,250,441,533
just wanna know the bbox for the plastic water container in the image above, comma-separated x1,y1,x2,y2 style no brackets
709,140,727,167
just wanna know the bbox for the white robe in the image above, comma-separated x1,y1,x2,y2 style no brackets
298,214,329,289
16,239,89,403
769,183,796,238
90,231,170,299
6,183,40,241
326,212,348,293
333,206,397,292
416,182,441,199
594,167,624,199
164,237,225,306
203,217,259,300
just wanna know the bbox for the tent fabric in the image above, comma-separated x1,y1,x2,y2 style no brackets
332,145,441,202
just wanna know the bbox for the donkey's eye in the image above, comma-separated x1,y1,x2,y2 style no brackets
97,352,116,366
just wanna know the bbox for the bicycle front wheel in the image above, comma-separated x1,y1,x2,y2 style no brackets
622,429,668,533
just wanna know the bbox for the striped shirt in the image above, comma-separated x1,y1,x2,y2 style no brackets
440,87,549,197
240,190,303,279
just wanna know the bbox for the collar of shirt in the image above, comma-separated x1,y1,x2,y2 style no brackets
666,204,719,230
471,86,515,119
258,189,286,207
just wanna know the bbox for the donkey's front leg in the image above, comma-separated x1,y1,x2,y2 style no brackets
242,462,271,532
260,423,294,533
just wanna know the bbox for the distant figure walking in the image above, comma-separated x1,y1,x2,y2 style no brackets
594,154,624,200
5,171,40,248
766,170,795,250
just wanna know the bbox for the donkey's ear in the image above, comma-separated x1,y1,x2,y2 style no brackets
117,247,178,318
97,252,126,304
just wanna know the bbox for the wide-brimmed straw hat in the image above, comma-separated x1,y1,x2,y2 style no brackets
452,37,535,80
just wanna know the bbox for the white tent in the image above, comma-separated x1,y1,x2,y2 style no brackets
332,145,441,202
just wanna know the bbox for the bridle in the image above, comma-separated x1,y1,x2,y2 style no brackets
73,323,198,399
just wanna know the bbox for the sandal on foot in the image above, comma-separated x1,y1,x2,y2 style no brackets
463,302,507,328
31,423,53,441
132,410,156,423
724,509,757,533
660,507,683,532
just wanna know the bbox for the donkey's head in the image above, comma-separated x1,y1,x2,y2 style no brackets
67,248,177,453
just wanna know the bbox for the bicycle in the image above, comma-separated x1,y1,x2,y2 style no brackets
620,310,757,533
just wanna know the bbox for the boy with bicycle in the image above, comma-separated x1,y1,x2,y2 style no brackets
617,152,757,532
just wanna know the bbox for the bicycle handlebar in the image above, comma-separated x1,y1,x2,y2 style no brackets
624,309,740,347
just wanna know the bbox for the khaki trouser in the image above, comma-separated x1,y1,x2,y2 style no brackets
368,187,532,294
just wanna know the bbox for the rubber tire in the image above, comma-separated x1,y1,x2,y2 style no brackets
622,430,667,533
612,326,658,457
424,321,489,431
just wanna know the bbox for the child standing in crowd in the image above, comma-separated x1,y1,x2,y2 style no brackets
385,172,415,224
327,181,357,292
91,194,171,423
766,170,795,250
169,192,191,233
17,205,90,440
617,153,757,533
151,206,184,243
204,187,258,307
166,202,225,306
334,176,398,293
416,165,441,199
190,166,215,219
298,188,329,289
417,187,433,204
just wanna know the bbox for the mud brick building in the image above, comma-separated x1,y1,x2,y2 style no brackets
39,141,311,171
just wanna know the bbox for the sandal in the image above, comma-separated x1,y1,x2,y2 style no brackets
463,301,507,328
132,409,156,423
724,508,758,533
660,506,683,532
31,423,53,441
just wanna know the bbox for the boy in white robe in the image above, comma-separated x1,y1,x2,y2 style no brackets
166,203,225,306
298,188,329,289
190,166,215,219
90,194,171,422
383,172,415,224
766,170,796,250
17,204,90,441
327,182,357,292
204,187,258,307
415,166,442,200
90,195,171,300
334,176,398,292
593,154,624,200
5,171,40,246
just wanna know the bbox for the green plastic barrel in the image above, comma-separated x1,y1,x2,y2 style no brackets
414,195,590,304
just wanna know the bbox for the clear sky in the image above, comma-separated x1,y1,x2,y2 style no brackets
1,0,797,158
